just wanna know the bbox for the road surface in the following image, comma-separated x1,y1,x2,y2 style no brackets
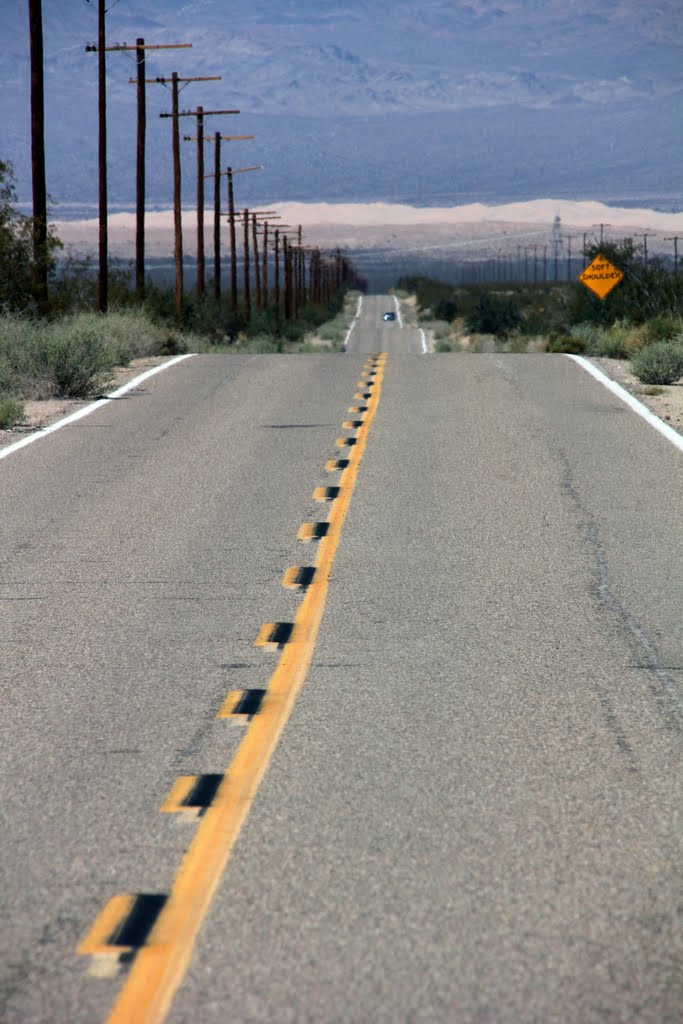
1,296,682,1023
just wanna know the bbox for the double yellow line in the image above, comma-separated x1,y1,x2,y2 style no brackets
79,354,387,1022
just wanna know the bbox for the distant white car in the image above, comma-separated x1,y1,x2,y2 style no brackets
382,311,396,321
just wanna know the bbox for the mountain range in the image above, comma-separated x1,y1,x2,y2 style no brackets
2,0,682,215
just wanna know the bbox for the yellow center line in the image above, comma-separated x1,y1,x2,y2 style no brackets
105,354,388,1024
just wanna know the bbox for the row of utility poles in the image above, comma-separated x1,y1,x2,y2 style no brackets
27,0,358,320
459,227,679,286
84,8,358,321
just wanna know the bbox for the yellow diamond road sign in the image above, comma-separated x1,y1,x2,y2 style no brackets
579,253,624,299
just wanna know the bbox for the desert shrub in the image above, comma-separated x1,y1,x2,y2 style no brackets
466,292,522,337
434,339,456,352
317,320,345,342
624,316,683,354
433,298,459,322
287,341,333,353
240,334,280,353
0,395,24,429
631,339,683,384
597,333,629,358
505,333,531,353
565,320,632,357
639,315,683,345
591,321,632,358
0,310,196,400
547,334,588,354
155,331,189,355
0,161,61,311
40,318,116,397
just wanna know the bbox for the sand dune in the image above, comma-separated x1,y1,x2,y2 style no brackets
53,199,683,259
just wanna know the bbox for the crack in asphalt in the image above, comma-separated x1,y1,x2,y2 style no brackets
558,447,683,730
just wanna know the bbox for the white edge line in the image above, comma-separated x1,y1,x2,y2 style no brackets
343,295,363,348
393,294,404,328
567,354,683,454
0,353,194,462
391,294,425,352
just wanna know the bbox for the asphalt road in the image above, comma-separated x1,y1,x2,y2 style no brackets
345,294,427,354
1,297,682,1023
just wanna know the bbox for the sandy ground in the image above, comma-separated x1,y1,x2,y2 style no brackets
0,357,170,449
1,353,681,453
591,357,683,435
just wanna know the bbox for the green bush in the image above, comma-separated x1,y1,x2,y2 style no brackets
433,298,459,322
239,334,280,353
41,319,115,397
596,334,628,358
434,339,456,352
0,395,24,429
0,354,18,395
466,292,522,337
0,310,196,401
591,321,632,358
317,319,345,342
631,340,683,385
0,161,61,311
565,320,632,357
505,333,531,353
639,315,683,345
547,334,588,354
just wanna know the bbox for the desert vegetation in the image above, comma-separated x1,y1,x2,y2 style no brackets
0,161,358,429
399,238,683,386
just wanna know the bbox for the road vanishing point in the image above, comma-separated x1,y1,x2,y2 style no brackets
1,294,682,1023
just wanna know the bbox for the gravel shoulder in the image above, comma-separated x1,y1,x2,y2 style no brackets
590,356,683,436
0,356,171,449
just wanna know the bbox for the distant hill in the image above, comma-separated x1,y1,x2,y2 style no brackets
3,0,682,214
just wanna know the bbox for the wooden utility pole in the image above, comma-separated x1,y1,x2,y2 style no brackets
180,110,240,297
261,221,269,307
243,209,251,320
251,213,261,309
565,235,575,282
642,233,652,267
202,155,259,301
593,222,610,245
197,139,254,300
171,74,183,314
88,41,191,303
227,167,236,307
195,106,205,294
309,248,320,304
135,39,146,298
97,0,107,312
665,236,680,274
530,244,538,284
157,75,224,316
28,0,47,311
283,236,292,320
84,0,109,311
119,41,192,299
249,211,277,310
214,134,221,299
241,205,254,317
274,229,281,332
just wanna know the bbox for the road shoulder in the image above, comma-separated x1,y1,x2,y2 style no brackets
589,356,683,436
